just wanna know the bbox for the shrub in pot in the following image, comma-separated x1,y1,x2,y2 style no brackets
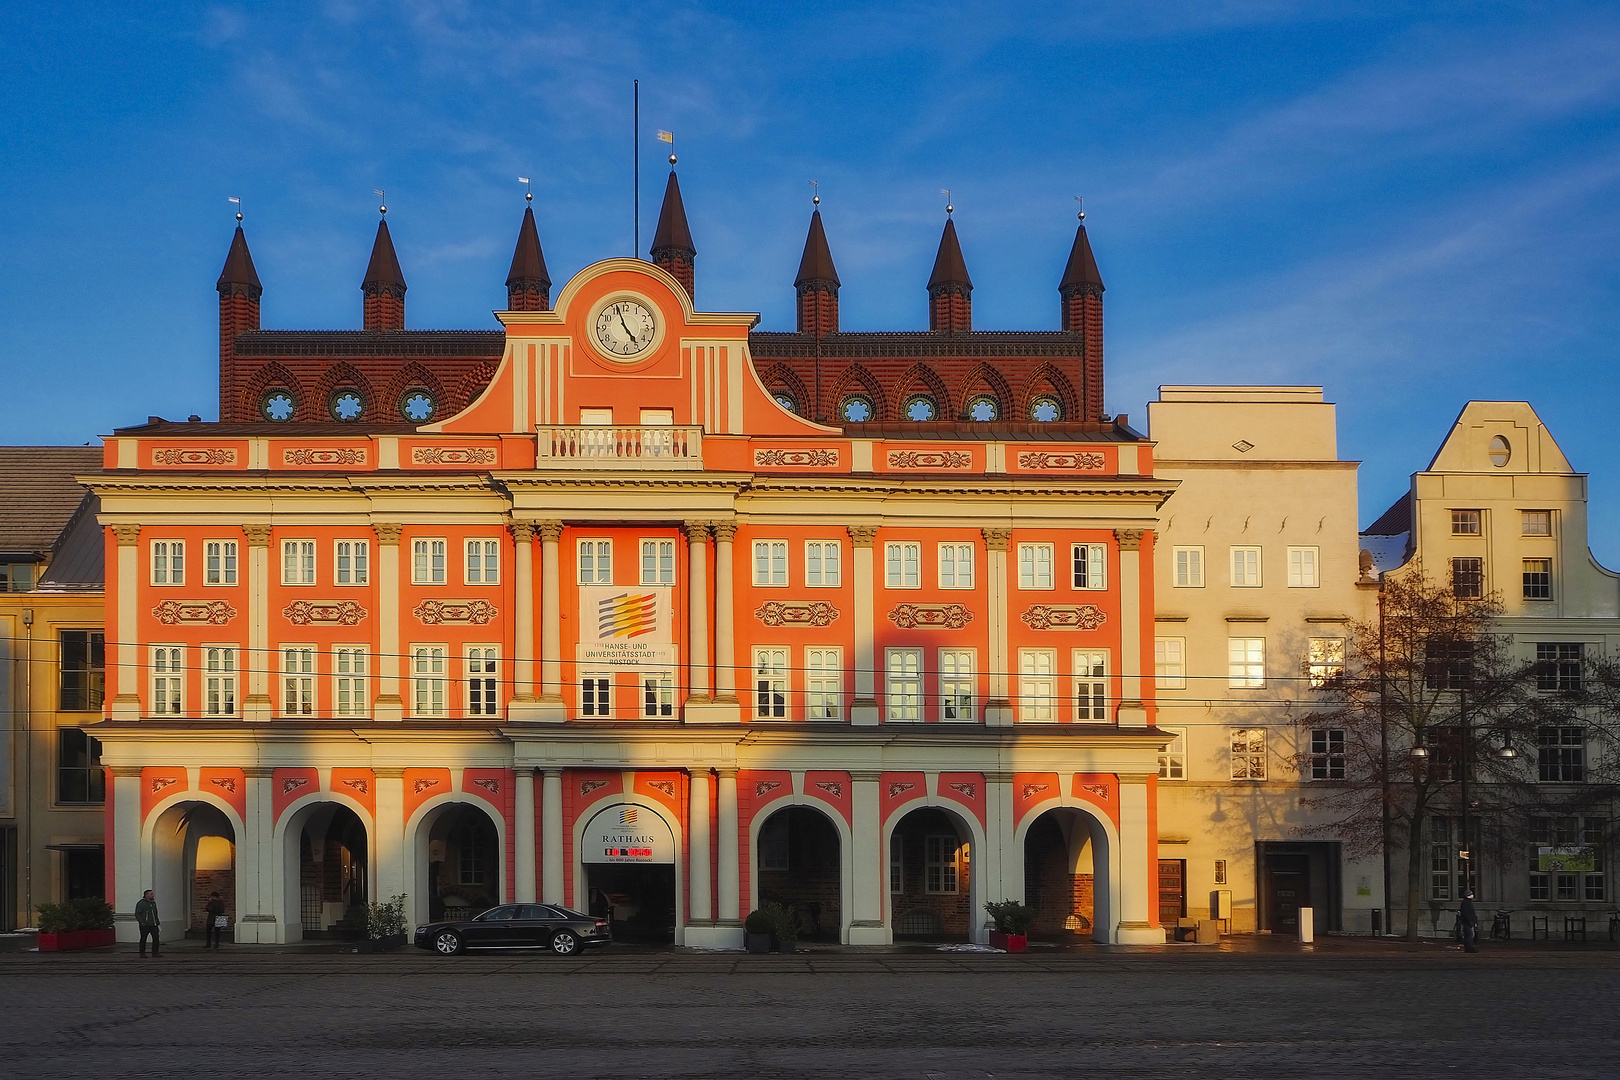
38,897,115,952
984,900,1035,953
743,909,774,954
765,901,800,953
359,894,409,953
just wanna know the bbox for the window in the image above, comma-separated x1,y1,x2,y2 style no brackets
806,648,843,720
940,649,974,721
1310,729,1346,780
886,542,921,589
1450,557,1483,600
1451,510,1481,535
1529,817,1606,903
1158,729,1187,780
759,816,790,871
1536,642,1583,692
1308,638,1345,688
639,539,674,585
205,540,238,585
282,647,315,716
0,561,34,592
753,541,788,587
456,822,488,885
938,543,973,589
890,841,903,894
1488,437,1511,467
1018,544,1055,590
151,647,182,715
1424,640,1474,689
1431,815,1455,900
1523,558,1552,600
885,648,922,721
1155,638,1186,690
204,647,237,717
412,646,447,717
642,673,674,718
57,728,104,804
1286,547,1319,588
754,648,788,719
1018,648,1058,722
1538,726,1585,782
59,630,105,711
578,539,612,584
805,541,841,587
466,539,501,584
1228,637,1265,688
1230,728,1267,781
334,647,368,717
1173,547,1204,588
1230,547,1261,588
1071,543,1106,590
336,540,369,585
467,647,499,716
1522,510,1552,536
924,834,961,893
581,673,612,717
281,540,315,585
1074,650,1108,722
1214,859,1227,884
413,539,447,585
151,541,184,585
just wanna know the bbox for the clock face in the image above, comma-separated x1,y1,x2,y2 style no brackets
593,299,657,359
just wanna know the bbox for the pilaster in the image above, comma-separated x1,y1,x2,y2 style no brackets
1116,772,1165,944
982,528,1013,726
541,768,564,904
371,523,404,722
243,524,274,722
109,525,142,720
848,525,879,726
848,770,887,943
514,767,537,902
535,522,566,722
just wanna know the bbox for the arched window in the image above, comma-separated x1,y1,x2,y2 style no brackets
840,395,874,423
260,389,296,423
1030,395,1062,422
904,394,938,421
967,395,1000,422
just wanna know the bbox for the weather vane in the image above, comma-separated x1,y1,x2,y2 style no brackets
1074,194,1085,221
941,189,953,216
373,189,387,216
809,179,819,206
657,129,675,167
519,176,532,203
228,195,242,223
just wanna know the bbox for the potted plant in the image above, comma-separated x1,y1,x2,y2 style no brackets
743,908,774,954
984,900,1034,953
358,894,409,953
767,901,800,954
37,897,115,952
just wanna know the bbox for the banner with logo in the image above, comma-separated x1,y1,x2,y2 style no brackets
582,803,676,864
577,585,675,668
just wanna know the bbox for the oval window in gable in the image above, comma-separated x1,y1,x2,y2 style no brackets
1489,435,1511,468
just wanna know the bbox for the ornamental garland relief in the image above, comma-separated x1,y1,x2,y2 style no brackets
754,600,840,628
284,447,367,465
152,448,236,466
413,599,499,626
151,600,236,626
888,603,974,630
1020,604,1108,631
753,448,840,467
283,600,368,626
412,446,497,465
1016,451,1106,471
887,450,972,469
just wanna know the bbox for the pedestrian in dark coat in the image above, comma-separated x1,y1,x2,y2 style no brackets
134,890,161,957
204,892,226,949
1459,890,1480,953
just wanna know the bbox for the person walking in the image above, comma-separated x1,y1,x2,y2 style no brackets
204,892,226,949
1459,889,1480,953
135,890,161,957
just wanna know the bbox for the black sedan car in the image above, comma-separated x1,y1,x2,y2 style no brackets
414,904,611,956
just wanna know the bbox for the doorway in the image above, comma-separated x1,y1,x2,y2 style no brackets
1258,842,1342,933
1263,854,1309,934
1158,860,1186,927
585,863,676,943
755,806,841,942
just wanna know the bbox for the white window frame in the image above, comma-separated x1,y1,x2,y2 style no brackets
890,840,903,894
1017,543,1055,590
333,646,369,718
1231,727,1267,781
151,540,185,586
281,540,316,586
806,647,843,720
805,540,842,588
1310,728,1346,780
939,648,975,721
1522,510,1553,537
1158,728,1187,780
204,540,238,586
1229,637,1266,688
411,645,448,718
1155,637,1187,690
1231,546,1262,588
151,645,183,715
1172,546,1204,588
465,539,501,585
753,647,788,719
885,647,922,721
753,541,789,587
938,543,974,589
1308,638,1345,688
466,645,500,717
412,538,448,585
924,834,961,894
885,542,922,589
1018,647,1058,722
1071,543,1107,591
1073,649,1108,722
335,540,369,586
281,645,316,717
203,646,237,717
578,539,612,584
1286,546,1319,588
641,671,675,718
580,671,613,718
640,539,675,585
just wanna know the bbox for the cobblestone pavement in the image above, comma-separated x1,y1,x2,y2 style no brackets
1,941,1617,1079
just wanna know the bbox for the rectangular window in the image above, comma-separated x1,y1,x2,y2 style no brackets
1158,729,1187,781
1536,642,1583,692
1173,546,1204,588
1230,546,1261,588
1424,640,1474,690
466,647,499,716
754,647,788,719
1214,859,1227,885
282,646,315,716
0,561,33,592
758,817,789,871
411,646,447,717
890,842,903,894
1522,510,1552,536
642,673,674,718
413,539,447,585
580,673,612,718
1431,815,1453,900
1018,648,1058,722
205,540,238,586
334,647,369,718
1286,547,1319,588
940,649,975,721
640,539,675,585
1451,510,1481,535
1071,543,1106,590
806,648,843,720
1074,649,1108,722
925,834,960,894
806,541,842,587
1451,557,1483,599
1308,638,1345,688
204,647,237,717
1537,726,1585,782
151,646,183,715
886,542,921,589
938,543,974,589
1523,558,1552,600
753,541,788,587
1155,638,1186,690
1228,637,1265,688
59,630,105,711
57,727,105,804
151,541,184,585
578,539,612,584
1310,728,1346,780
1230,728,1267,781
335,540,369,585
1017,543,1055,590
281,540,316,585
885,648,922,721
466,539,500,584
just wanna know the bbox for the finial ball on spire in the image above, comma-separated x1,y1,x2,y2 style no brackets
946,204,953,215
668,153,678,167
236,211,244,222
526,191,533,202
813,195,820,205
1078,210,1085,221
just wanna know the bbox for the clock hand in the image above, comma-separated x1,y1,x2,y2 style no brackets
618,311,637,342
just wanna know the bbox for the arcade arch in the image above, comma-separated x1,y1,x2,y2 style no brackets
146,797,239,943
750,803,847,943
1013,799,1119,943
885,803,983,943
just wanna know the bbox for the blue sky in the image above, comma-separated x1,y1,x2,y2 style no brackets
3,2,1619,556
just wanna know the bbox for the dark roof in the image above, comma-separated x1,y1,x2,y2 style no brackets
36,493,103,590
112,418,422,437
216,226,261,292
363,220,407,290
650,171,695,256
749,330,1084,358
927,218,972,291
1059,222,1104,293
0,447,103,553
1363,493,1413,536
842,420,1143,442
231,330,504,358
506,206,551,289
794,209,839,288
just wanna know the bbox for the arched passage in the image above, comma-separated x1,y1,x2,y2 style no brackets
576,801,680,945
410,800,504,924
278,800,371,941
148,799,237,943
754,805,842,942
1015,802,1118,944
886,805,981,942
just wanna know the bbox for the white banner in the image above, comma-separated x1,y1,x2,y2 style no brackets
581,803,676,864
577,585,675,668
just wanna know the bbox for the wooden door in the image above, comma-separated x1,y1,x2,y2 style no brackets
1157,859,1186,925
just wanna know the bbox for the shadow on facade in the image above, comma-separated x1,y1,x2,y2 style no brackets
756,805,841,942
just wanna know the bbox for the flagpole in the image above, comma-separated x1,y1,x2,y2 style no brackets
634,79,640,259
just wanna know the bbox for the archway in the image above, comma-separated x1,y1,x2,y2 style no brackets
755,806,842,942
579,802,678,945
149,800,236,943
886,806,978,942
413,802,503,923
280,802,369,940
1017,804,1116,943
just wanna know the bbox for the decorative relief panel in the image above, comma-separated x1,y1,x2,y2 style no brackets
580,779,609,796
150,776,179,795
413,776,443,795
887,781,916,798
888,603,974,630
283,600,367,626
471,778,500,794
754,448,840,467
754,600,839,628
151,600,236,626
1080,783,1111,800
646,780,676,797
814,781,845,799
208,776,237,794
281,776,310,795
947,782,978,799
1016,451,1105,471
413,599,499,625
340,777,370,796
152,447,236,466
887,450,972,469
1020,604,1108,631
1020,782,1050,801
284,447,367,465
412,446,497,465
754,780,782,798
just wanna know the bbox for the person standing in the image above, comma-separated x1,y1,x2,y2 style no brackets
1459,890,1480,953
204,892,226,949
135,890,161,957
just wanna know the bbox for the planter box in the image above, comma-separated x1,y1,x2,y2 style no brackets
988,931,1027,953
38,928,115,953
775,939,798,954
356,933,408,954
745,933,773,954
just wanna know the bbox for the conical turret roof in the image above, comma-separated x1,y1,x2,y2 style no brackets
795,208,840,288
217,225,261,292
650,171,695,256
362,219,406,290
926,217,972,291
506,206,551,288
1059,221,1105,293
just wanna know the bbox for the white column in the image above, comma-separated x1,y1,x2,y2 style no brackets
684,522,712,708
541,769,564,904
235,768,274,944
511,522,537,706
112,768,143,940
715,769,739,926
243,524,275,721
1116,773,1165,944
848,771,887,943
372,523,404,722
980,772,1015,944
849,526,879,725
538,522,566,722
109,526,142,720
712,522,738,706
374,769,406,904
680,770,720,946
982,528,1013,726
1114,528,1149,726
514,768,537,903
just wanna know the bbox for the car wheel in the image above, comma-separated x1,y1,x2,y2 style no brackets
433,931,464,956
551,930,580,956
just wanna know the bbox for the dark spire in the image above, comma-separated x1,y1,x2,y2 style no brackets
926,217,973,292
927,216,972,332
794,208,840,288
1059,219,1105,296
216,225,262,299
362,216,406,330
651,166,696,300
506,205,552,311
795,204,840,336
